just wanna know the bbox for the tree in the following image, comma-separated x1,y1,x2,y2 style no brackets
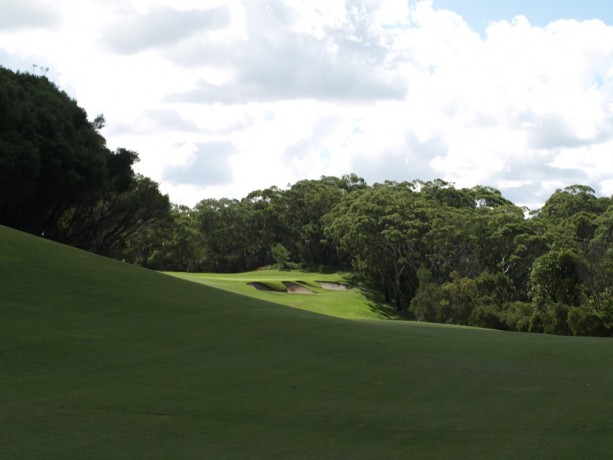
468,185,514,209
421,204,477,281
243,186,286,267
0,67,110,235
0,66,170,257
195,198,263,272
530,248,586,310
438,273,479,325
417,179,475,209
535,185,609,223
410,267,443,322
325,182,427,311
474,205,547,297
55,174,170,257
126,205,205,272
278,177,348,267
271,243,291,269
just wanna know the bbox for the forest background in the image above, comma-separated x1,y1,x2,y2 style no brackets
2,66,613,337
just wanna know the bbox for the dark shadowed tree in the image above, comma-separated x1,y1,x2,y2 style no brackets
0,67,110,235
0,66,171,256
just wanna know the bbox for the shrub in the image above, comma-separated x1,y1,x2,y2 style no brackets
567,307,612,337
469,304,508,330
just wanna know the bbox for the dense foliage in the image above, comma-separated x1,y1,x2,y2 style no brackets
2,66,612,336
128,178,613,337
0,66,170,257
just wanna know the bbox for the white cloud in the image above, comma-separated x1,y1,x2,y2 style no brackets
1,0,613,209
103,6,231,55
162,142,234,186
167,1,407,103
0,0,59,30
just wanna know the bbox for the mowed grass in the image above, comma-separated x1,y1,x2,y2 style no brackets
2,224,613,459
167,270,396,319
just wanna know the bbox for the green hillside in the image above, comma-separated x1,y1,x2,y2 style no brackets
167,270,397,319
2,224,613,459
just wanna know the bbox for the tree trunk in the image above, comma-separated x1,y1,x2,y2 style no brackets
395,272,402,312
381,274,391,304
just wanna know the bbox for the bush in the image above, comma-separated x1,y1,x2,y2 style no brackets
410,282,443,323
271,243,291,270
567,307,612,337
529,303,571,335
469,304,508,330
501,301,533,332
439,274,478,325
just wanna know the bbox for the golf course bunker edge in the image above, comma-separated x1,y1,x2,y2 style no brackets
283,281,315,294
248,281,315,294
248,282,278,291
317,281,350,291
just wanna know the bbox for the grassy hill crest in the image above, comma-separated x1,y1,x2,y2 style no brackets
2,225,613,459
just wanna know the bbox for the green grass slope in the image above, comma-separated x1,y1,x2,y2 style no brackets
2,225,613,459
168,270,396,319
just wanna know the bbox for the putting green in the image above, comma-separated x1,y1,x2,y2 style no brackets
167,270,396,319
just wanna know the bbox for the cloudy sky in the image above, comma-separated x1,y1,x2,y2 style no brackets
1,0,613,210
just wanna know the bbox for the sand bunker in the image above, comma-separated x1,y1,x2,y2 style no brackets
248,281,315,294
283,282,315,294
248,282,277,291
318,281,350,291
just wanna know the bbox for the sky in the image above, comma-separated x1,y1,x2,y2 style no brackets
1,0,613,210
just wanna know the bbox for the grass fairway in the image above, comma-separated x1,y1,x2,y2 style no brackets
2,225,613,459
167,270,397,319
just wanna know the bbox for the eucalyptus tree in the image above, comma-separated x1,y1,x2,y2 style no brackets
325,181,430,311
244,186,292,267
194,198,254,272
579,206,613,318
122,204,204,272
417,179,475,209
421,203,477,281
536,185,610,222
467,185,514,209
477,205,547,296
279,177,348,268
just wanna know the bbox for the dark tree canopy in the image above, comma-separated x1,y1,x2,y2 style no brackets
0,67,109,234
0,66,170,255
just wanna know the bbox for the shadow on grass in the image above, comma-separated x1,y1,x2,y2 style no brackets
364,292,413,320
343,273,414,321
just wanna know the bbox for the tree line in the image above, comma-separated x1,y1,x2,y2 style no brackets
0,66,170,258
124,177,613,337
2,66,612,337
